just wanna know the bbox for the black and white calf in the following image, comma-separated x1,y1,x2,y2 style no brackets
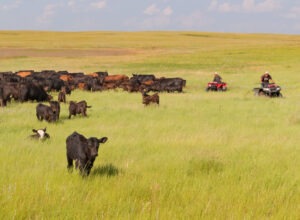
66,132,108,176
29,128,50,140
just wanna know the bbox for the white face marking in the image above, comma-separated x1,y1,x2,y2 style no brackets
37,130,45,139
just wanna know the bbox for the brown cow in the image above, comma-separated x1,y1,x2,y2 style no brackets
141,91,159,107
104,75,129,84
60,75,73,82
78,83,89,91
17,72,32,78
69,101,91,119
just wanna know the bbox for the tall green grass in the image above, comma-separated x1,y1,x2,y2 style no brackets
0,31,299,219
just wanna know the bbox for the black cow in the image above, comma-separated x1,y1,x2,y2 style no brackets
49,101,60,120
1,82,19,102
66,132,108,176
69,101,91,119
19,82,52,102
131,74,156,84
36,103,56,122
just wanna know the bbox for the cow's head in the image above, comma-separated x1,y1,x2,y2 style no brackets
87,137,108,158
48,111,56,122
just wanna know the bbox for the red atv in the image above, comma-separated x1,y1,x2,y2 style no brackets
206,82,227,92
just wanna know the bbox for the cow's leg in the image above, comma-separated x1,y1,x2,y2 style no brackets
67,155,73,172
75,160,79,169
79,160,88,177
82,109,87,117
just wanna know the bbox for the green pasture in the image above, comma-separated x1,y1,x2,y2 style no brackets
0,31,299,219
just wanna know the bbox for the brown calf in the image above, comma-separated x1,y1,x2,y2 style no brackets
142,91,159,106
69,101,91,119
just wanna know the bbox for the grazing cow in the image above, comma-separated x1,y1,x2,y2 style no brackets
69,101,91,119
19,82,52,102
29,128,50,140
49,101,60,120
58,91,66,103
66,132,108,176
36,103,56,122
141,91,159,106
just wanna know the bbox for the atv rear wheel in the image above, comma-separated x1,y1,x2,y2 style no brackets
206,87,210,92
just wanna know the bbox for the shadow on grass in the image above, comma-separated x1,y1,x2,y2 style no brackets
91,163,120,177
187,158,224,176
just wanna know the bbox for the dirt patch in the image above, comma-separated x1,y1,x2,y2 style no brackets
0,48,134,58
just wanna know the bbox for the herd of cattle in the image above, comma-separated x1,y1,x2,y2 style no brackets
0,70,186,107
1,70,186,176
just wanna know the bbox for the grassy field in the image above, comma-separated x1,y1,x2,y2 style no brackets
0,31,300,219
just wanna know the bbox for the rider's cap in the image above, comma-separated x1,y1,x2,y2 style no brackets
265,71,269,74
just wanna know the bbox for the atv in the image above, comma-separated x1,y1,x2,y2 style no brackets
206,82,227,92
253,83,283,98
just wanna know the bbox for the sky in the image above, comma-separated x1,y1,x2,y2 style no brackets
0,0,299,34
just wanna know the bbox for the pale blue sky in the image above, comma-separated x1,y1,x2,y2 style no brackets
0,0,299,34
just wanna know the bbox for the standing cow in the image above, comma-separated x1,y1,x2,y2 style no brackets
68,101,91,119
36,103,56,122
49,101,60,120
66,132,108,176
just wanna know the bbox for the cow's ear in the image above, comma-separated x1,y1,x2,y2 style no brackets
43,128,47,132
98,137,108,143
32,129,37,133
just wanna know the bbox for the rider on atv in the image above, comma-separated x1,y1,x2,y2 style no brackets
213,72,222,83
260,72,274,88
